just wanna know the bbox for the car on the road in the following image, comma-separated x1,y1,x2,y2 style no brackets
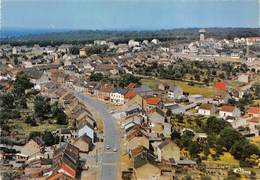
109,110,115,114
106,145,110,150
113,147,117,152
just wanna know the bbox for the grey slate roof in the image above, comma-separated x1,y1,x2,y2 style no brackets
112,87,127,95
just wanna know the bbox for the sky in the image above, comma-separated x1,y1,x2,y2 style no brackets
1,0,260,30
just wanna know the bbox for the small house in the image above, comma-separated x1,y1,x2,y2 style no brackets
198,103,216,116
167,85,183,99
219,105,241,119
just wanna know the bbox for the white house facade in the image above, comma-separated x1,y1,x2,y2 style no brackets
219,105,241,118
110,88,127,105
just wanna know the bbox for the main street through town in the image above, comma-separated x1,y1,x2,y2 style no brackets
74,92,120,180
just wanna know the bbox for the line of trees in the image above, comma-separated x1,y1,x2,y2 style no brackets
136,60,258,83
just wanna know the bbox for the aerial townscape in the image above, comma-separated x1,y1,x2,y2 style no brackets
1,0,260,179
0,28,260,180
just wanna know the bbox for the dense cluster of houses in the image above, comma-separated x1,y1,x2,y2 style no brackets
110,82,258,179
0,35,259,179
6,85,96,179
0,70,98,179
0,80,97,179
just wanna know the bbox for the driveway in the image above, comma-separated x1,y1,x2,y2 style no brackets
74,92,120,180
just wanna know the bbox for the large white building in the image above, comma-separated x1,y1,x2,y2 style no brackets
110,88,127,105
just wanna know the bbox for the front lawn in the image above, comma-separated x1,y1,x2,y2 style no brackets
14,121,67,135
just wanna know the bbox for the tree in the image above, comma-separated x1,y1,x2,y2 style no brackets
51,103,67,125
85,45,108,55
175,114,184,123
203,78,209,85
166,108,172,117
207,134,218,147
203,143,210,157
231,139,259,161
34,96,51,118
14,57,18,65
119,74,141,87
194,74,200,81
184,175,192,180
205,117,230,134
2,172,20,180
171,130,181,140
218,127,242,151
180,134,193,148
25,116,32,124
212,70,217,76
29,131,41,140
13,73,33,97
255,84,260,99
0,93,15,109
42,131,58,146
89,72,104,81
25,115,37,126
56,108,67,125
188,141,201,158
219,72,225,79
69,47,80,55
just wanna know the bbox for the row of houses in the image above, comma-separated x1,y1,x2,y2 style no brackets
198,104,241,118
8,81,99,179
198,103,260,137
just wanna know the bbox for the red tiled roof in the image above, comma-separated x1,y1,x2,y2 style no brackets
47,172,73,180
214,82,227,91
199,104,213,110
146,97,160,105
131,146,145,157
247,107,260,115
124,91,137,99
220,105,235,112
61,163,76,178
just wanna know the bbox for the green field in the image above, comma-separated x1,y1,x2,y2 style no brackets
141,78,220,98
14,121,67,135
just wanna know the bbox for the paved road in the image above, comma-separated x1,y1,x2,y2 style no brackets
74,92,119,180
